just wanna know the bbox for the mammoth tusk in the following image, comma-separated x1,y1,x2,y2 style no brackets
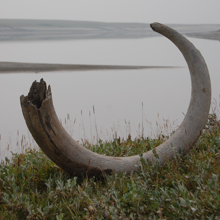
20,23,211,177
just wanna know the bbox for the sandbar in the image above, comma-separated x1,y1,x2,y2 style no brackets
0,61,181,73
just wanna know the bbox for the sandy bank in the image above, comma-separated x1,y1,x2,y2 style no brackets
0,19,219,41
186,30,220,41
0,62,180,73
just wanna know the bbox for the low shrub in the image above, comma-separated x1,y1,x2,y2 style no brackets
0,114,220,219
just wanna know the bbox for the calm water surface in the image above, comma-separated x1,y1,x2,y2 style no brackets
0,36,219,158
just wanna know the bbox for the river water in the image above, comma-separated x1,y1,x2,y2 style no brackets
0,35,219,159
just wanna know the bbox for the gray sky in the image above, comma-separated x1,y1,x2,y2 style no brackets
0,0,220,24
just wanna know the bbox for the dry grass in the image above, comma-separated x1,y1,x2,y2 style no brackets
0,113,220,219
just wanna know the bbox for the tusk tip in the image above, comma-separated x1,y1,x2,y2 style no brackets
150,22,168,33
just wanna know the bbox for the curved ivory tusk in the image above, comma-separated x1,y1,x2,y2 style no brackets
20,23,211,177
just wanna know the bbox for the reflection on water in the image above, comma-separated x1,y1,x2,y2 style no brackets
0,36,219,159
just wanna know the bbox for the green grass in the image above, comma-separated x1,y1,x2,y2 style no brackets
0,114,220,219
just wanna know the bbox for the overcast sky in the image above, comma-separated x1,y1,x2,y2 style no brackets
0,0,220,24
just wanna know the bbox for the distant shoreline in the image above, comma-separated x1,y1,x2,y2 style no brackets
186,30,220,41
0,62,182,73
0,19,219,41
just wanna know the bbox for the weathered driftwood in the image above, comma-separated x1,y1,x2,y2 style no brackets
20,23,211,177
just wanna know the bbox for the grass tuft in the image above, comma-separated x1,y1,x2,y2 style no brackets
0,114,220,219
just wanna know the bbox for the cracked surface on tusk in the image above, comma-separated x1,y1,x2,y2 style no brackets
20,23,211,177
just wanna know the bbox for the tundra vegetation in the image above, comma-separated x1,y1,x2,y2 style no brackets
0,114,220,219
0,23,218,219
